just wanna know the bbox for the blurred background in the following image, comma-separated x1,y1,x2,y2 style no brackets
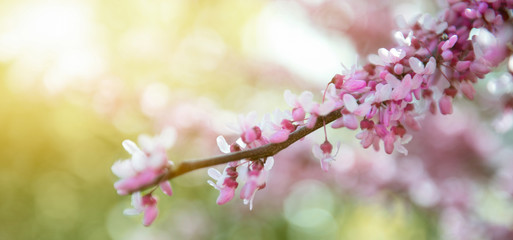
1,0,512,239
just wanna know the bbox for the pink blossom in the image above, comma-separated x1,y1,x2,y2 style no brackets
231,111,263,145
284,90,314,122
207,136,240,205
409,57,436,75
239,158,274,210
112,127,176,195
312,140,339,172
123,192,159,226
332,72,368,92
378,47,406,64
207,166,239,205
394,31,412,46
262,110,296,144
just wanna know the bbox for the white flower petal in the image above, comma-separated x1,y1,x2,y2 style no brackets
343,94,358,112
312,145,323,159
123,208,143,216
409,57,425,74
385,74,401,88
284,90,296,107
375,84,392,102
111,159,136,178
138,135,154,152
318,100,336,116
236,138,247,148
131,152,148,171
396,144,408,155
411,74,424,89
435,22,448,35
368,54,385,66
147,152,166,169
424,57,436,75
264,157,274,171
122,140,140,155
131,192,143,209
394,31,412,46
378,48,390,63
208,168,222,180
401,134,413,144
216,136,230,153
354,102,372,117
390,48,405,61
298,91,314,111
207,180,219,189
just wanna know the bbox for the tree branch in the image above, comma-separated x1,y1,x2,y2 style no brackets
134,110,342,193
170,109,342,178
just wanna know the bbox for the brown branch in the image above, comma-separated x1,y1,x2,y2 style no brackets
133,109,342,193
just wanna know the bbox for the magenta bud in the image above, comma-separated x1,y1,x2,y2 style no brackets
320,141,333,154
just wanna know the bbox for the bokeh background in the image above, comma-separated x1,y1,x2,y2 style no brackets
1,0,512,239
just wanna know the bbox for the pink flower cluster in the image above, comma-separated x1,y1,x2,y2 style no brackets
298,0,512,164
208,127,274,210
111,127,176,226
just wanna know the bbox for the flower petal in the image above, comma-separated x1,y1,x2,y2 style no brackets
122,140,140,155
264,157,274,171
111,159,136,178
298,91,314,111
312,145,323,159
207,168,222,180
143,205,158,226
269,129,290,143
159,181,173,196
424,57,436,75
216,187,236,205
343,94,358,112
409,57,425,74
318,100,336,116
284,90,296,107
343,114,359,130
216,135,230,153
123,208,142,216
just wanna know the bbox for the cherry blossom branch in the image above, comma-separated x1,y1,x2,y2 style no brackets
111,0,513,226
